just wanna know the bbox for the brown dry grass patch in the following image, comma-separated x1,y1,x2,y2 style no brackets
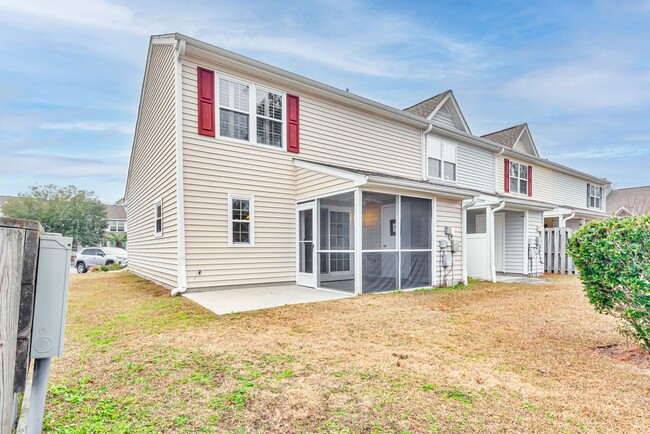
44,273,650,433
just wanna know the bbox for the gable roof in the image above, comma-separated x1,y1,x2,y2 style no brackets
106,205,127,220
403,90,471,133
481,123,538,156
403,90,450,118
606,186,650,215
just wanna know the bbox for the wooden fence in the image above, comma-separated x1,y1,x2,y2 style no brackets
544,227,577,274
0,218,42,433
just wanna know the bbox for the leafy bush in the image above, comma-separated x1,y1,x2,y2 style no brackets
567,216,650,351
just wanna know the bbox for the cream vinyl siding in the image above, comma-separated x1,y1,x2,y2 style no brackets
554,171,603,211
454,140,495,192
298,96,422,178
436,198,463,285
182,55,296,289
527,211,544,276
295,168,355,201
504,210,524,274
126,43,178,288
496,155,554,203
431,105,456,129
532,165,554,203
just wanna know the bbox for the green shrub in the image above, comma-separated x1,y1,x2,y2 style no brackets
567,216,650,351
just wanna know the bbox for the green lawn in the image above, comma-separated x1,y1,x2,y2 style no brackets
44,272,650,433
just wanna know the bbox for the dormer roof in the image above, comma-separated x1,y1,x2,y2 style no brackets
403,90,471,133
481,123,539,157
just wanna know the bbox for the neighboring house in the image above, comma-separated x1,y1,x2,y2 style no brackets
102,204,128,247
125,33,610,295
606,186,650,216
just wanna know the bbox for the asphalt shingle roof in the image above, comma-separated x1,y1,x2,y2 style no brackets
606,186,650,215
481,124,527,149
403,90,450,118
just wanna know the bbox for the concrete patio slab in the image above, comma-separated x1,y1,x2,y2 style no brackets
183,285,352,315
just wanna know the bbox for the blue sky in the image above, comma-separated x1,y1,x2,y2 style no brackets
1,0,649,203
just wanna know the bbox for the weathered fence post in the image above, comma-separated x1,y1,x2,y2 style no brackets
0,218,43,433
1,225,26,433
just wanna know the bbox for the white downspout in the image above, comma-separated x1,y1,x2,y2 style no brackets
171,39,188,296
561,211,576,228
421,123,433,180
489,200,506,282
461,196,479,285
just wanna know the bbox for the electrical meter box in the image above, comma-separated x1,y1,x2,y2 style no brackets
450,240,460,253
30,235,73,359
438,239,448,249
442,252,452,267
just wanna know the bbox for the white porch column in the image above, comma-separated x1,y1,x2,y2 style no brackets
354,188,363,295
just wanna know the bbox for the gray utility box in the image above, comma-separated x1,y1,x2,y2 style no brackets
30,235,73,359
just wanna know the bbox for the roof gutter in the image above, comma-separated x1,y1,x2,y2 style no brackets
174,33,429,129
171,39,188,296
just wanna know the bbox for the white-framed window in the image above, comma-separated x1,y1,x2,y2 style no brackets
107,220,126,232
217,74,285,150
255,88,283,147
588,184,602,209
427,138,456,181
319,208,352,273
509,162,528,195
228,194,254,246
219,78,250,141
154,199,163,237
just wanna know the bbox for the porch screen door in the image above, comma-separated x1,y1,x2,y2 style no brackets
297,202,316,287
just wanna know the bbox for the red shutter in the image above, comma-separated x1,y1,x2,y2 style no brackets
504,159,510,192
197,67,215,137
286,94,300,153
527,166,533,197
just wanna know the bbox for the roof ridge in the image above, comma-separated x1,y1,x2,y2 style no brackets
612,185,650,191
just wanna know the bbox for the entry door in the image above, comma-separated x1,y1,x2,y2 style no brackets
494,213,505,273
297,202,316,287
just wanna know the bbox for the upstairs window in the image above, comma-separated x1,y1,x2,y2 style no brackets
427,138,456,181
219,78,249,140
256,89,283,147
229,194,254,246
107,220,126,232
509,162,528,195
154,200,163,237
588,184,602,209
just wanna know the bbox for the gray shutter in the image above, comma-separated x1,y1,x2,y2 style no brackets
587,183,591,207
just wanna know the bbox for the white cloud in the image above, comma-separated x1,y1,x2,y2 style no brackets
0,0,143,33
1,151,128,178
39,121,133,135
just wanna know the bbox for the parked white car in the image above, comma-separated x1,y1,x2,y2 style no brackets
75,247,128,273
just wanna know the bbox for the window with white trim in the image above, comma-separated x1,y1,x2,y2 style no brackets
154,200,162,236
427,138,456,181
256,89,283,147
588,184,602,209
509,162,528,195
107,220,126,232
219,78,250,140
229,195,254,246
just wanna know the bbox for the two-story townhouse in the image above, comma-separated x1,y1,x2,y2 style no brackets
126,34,487,296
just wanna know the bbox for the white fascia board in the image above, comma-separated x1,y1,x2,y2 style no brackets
177,34,429,129
293,159,368,186
517,126,539,157
499,197,557,211
427,92,471,134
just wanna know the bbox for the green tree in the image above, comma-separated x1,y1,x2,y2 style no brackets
3,184,107,246
103,232,127,248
